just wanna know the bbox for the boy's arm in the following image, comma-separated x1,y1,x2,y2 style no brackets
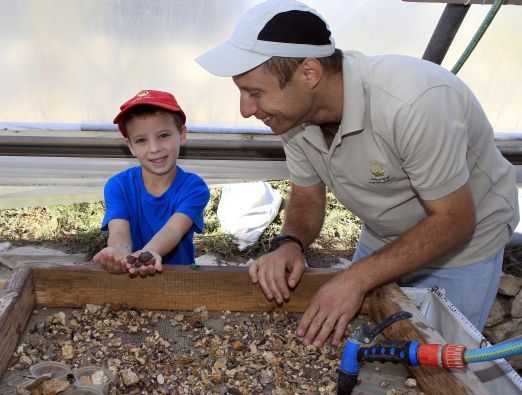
125,213,194,275
143,212,193,256
93,219,132,273
107,219,133,254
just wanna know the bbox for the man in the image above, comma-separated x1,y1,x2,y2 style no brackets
196,0,519,347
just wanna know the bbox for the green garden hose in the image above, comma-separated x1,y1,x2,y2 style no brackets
451,0,505,74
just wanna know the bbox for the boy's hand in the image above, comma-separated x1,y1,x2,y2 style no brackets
92,247,128,274
125,250,163,276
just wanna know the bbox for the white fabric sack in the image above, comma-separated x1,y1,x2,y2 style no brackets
217,182,282,250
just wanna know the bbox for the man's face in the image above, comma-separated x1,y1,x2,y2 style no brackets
233,65,313,135
125,111,186,178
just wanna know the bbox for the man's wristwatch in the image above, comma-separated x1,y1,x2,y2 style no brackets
269,234,305,253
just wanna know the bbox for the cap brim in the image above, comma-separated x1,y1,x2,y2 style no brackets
196,41,270,77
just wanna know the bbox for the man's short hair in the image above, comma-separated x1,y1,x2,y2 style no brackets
263,48,343,88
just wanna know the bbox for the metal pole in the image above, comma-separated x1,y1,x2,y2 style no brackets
422,4,471,65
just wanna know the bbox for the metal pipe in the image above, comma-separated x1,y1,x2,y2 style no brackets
422,4,471,65
0,122,271,135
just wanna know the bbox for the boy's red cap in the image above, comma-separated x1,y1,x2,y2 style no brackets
113,89,186,136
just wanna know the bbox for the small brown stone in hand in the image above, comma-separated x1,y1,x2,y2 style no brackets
126,254,143,268
138,251,154,265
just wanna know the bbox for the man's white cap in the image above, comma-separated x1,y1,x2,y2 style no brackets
196,0,335,77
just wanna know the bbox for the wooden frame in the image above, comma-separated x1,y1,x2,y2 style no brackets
0,265,489,394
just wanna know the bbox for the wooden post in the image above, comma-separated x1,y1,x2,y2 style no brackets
0,268,35,378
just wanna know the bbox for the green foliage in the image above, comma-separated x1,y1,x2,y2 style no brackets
0,182,362,260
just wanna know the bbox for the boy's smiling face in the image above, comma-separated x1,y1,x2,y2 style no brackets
125,111,186,178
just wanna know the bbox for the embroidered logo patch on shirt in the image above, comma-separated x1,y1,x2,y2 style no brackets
369,160,390,184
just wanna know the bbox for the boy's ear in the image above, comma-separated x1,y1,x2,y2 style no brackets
125,138,137,157
179,125,188,145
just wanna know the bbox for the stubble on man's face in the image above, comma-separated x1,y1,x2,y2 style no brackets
233,66,313,135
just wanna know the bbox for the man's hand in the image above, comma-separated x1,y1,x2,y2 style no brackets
297,269,366,348
125,250,163,276
93,246,128,274
249,242,306,304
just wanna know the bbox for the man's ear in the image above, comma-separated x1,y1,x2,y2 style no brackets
300,58,323,89
179,125,188,145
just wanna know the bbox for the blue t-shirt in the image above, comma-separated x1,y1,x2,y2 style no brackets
101,166,210,265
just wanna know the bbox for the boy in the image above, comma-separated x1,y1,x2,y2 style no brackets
93,89,210,275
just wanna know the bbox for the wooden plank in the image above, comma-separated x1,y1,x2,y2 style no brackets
32,265,339,312
0,268,35,378
403,0,522,4
367,283,490,395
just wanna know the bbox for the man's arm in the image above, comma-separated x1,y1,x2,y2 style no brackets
249,182,326,304
298,182,476,347
282,182,327,247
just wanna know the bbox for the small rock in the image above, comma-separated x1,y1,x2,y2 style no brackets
484,319,522,343
511,291,522,318
498,274,522,296
380,380,390,388
263,351,277,365
486,298,509,327
121,368,140,386
213,357,227,370
404,377,417,388
231,339,243,351
85,304,101,314
19,355,32,366
52,312,66,326
157,374,165,385
61,343,74,360
91,369,109,385
259,369,274,385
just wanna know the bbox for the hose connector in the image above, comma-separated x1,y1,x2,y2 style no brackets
418,344,466,369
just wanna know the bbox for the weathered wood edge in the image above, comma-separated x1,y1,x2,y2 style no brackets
0,268,35,378
368,284,490,395
31,265,339,312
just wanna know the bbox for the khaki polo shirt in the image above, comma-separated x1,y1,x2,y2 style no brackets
282,51,519,268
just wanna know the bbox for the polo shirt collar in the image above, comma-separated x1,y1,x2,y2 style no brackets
339,51,366,136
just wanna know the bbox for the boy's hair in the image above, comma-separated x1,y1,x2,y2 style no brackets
263,49,343,89
122,105,185,134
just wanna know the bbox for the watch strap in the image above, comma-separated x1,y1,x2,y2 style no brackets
269,234,305,253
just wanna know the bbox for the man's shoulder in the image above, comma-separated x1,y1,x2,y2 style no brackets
346,51,462,105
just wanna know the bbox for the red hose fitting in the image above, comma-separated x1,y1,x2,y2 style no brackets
441,344,466,369
418,344,466,369
418,344,442,367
